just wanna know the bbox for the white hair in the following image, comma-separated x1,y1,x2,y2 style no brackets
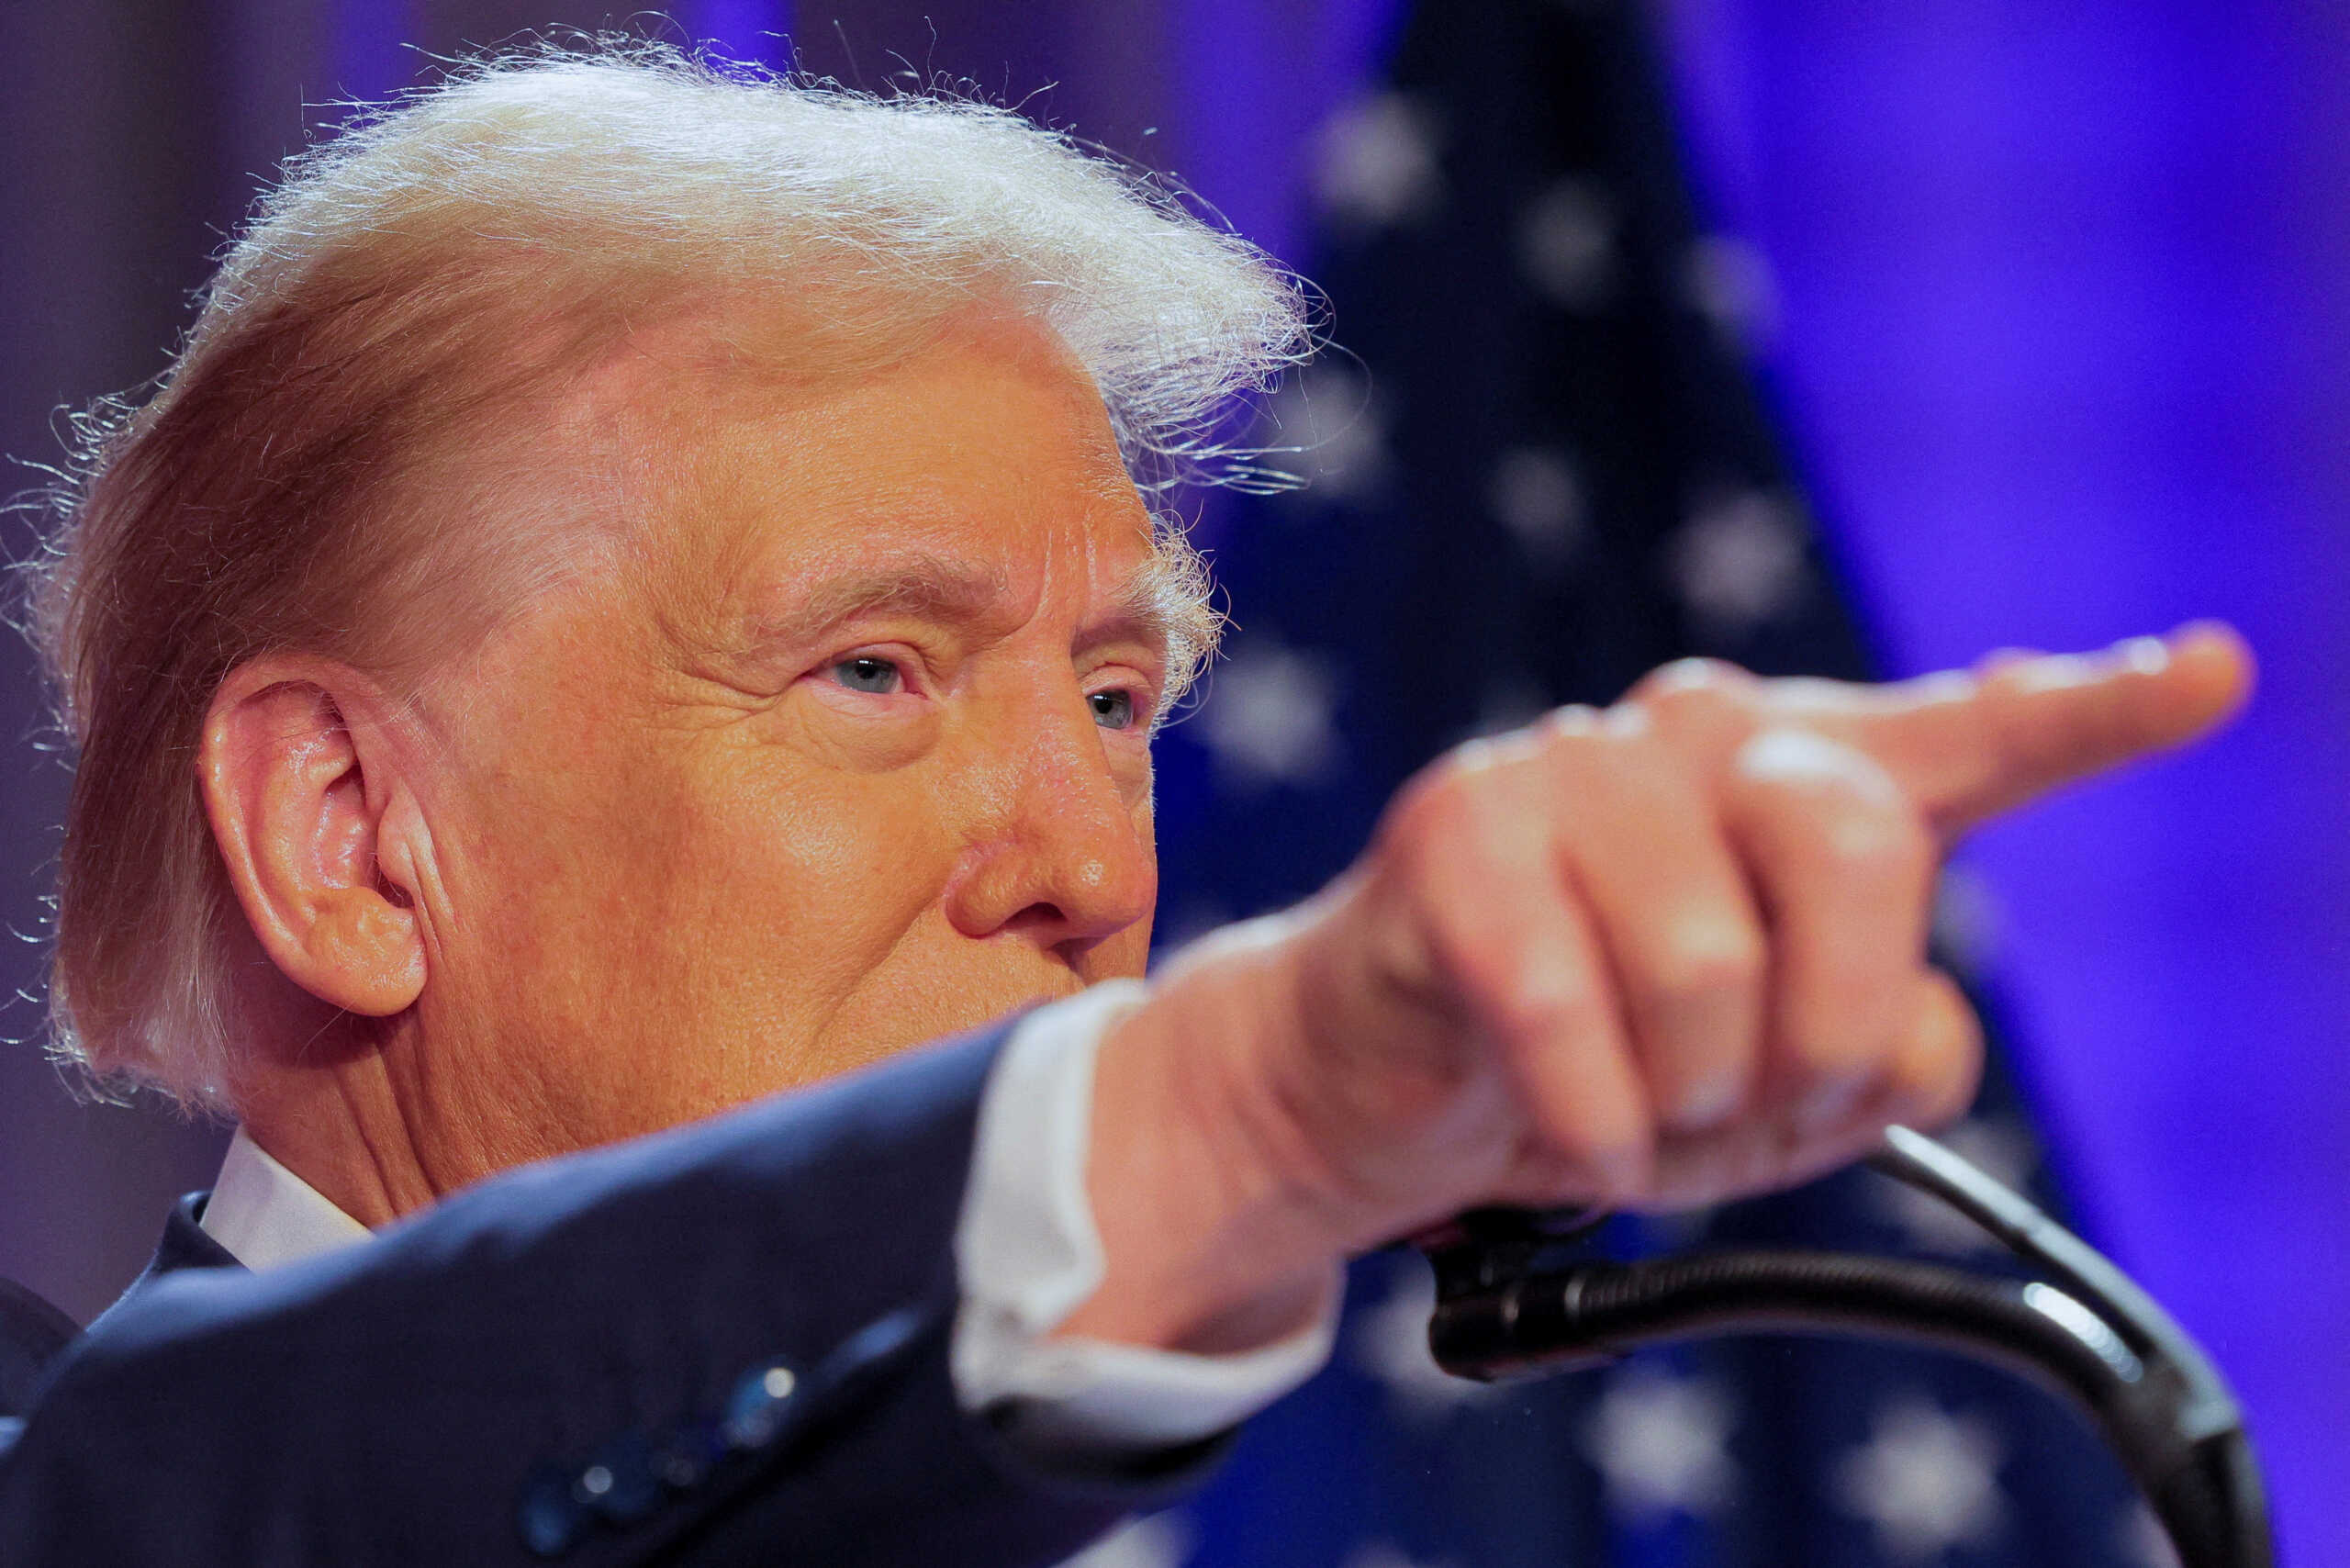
25,39,1315,1110
230,40,1313,485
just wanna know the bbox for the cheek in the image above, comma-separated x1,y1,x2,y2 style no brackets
636,757,960,1015
624,760,988,1101
436,710,960,1060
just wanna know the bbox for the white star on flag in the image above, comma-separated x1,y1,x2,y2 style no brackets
1349,1254,1510,1422
1486,445,1588,567
1517,177,1617,310
1580,1365,1738,1523
1669,489,1809,638
1316,93,1444,230
1469,672,1553,741
1683,232,1781,353
1832,1394,2008,1562
1197,640,1343,789
1265,366,1392,504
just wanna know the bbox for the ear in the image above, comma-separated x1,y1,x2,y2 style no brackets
199,656,430,1017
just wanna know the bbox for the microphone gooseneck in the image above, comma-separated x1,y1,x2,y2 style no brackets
1416,1127,2272,1568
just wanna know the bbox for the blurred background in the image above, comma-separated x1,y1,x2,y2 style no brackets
3,2,2344,1564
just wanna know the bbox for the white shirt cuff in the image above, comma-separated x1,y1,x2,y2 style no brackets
951,980,1339,1458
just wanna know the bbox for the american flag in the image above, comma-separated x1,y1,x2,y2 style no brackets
1091,3,2168,1564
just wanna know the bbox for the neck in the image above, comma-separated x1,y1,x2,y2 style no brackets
235,1061,432,1228
230,978,497,1226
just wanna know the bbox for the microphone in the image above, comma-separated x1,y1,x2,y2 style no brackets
1416,1126,2272,1568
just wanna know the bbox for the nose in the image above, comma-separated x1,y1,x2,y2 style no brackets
941,696,1156,959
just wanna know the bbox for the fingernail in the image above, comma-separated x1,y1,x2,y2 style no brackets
1794,1075,1868,1136
2110,634,2170,675
1671,1071,1744,1134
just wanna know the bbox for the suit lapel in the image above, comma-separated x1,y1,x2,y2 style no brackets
151,1192,241,1276
78,1192,245,1348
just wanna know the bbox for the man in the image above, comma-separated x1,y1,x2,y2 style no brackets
0,44,2249,1567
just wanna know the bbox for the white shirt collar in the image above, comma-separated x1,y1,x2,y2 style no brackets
198,1126,375,1271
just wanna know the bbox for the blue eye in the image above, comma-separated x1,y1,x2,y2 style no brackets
833,656,902,695
1089,689,1136,730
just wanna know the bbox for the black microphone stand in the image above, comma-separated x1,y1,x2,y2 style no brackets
1417,1126,2273,1568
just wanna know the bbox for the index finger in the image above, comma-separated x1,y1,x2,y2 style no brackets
1789,622,2255,837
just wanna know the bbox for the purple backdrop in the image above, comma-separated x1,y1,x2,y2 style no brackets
2,0,2343,1557
1656,5,2350,1558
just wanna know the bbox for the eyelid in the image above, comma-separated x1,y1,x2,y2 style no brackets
1080,643,1164,686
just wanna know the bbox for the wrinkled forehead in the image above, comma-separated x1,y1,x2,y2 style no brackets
545,295,1169,623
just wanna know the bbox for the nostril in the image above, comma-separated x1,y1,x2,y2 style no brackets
997,902,1069,937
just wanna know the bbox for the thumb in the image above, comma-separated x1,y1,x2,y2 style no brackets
1807,622,2254,837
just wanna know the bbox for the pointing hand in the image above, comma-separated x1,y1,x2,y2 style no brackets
1071,625,2253,1353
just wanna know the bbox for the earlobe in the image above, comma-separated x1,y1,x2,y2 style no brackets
304,890,428,1015
200,659,430,1018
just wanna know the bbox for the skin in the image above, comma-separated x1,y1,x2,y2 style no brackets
197,304,2254,1357
207,311,1173,1215
1073,638,2251,1350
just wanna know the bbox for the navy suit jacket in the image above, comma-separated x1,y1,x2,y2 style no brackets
0,1023,1212,1565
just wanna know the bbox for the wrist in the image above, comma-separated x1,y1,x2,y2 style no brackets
1057,920,1353,1355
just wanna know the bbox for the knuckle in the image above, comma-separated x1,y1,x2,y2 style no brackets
1539,729,1636,800
1736,734,1933,875
1628,659,1763,734
1492,980,1610,1047
1382,763,1480,854
1788,1024,1879,1081
1885,814,1939,885
1644,682,1736,735
1540,701,1605,737
1785,998,1907,1082
1821,807,1934,885
1533,1109,1655,1191
1534,703,1609,762
1650,914,1765,1004
1631,656,1756,707
1734,727,1893,802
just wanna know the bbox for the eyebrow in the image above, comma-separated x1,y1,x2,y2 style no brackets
1097,557,1198,665
753,555,1013,651
751,550,1203,671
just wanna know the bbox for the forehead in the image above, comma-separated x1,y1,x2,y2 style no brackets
599,303,1158,605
